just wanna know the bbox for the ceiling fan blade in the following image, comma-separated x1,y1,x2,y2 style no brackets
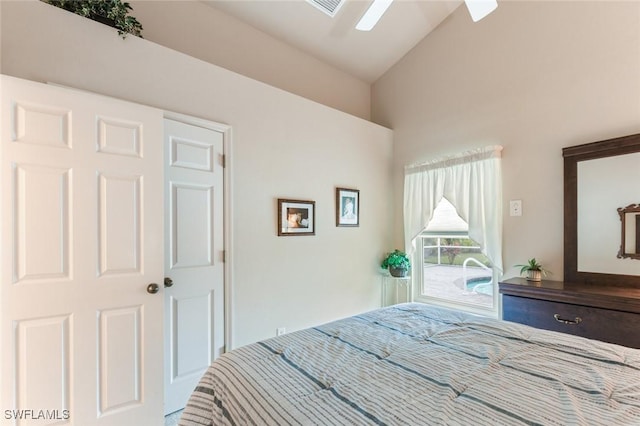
356,0,394,31
465,0,498,22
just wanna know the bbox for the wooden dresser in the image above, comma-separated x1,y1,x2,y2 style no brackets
499,277,640,349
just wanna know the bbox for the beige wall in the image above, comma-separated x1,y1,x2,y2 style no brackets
0,0,394,348
129,0,372,120
372,1,640,280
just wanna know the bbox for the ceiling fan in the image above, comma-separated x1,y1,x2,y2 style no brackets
356,0,498,31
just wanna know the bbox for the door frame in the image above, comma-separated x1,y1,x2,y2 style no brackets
164,111,234,353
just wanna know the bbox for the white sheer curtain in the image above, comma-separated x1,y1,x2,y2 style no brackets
404,146,503,272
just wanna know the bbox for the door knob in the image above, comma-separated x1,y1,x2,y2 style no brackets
164,277,174,288
147,283,159,294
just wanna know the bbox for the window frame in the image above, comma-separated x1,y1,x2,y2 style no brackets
412,231,500,317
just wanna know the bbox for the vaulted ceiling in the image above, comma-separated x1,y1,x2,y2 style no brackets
201,0,465,83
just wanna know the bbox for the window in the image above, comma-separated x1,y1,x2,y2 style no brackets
417,199,494,311
404,146,503,315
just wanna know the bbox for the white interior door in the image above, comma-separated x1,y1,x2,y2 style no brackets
0,75,164,425
163,118,225,415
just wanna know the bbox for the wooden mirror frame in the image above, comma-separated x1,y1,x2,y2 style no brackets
563,133,640,287
617,204,640,260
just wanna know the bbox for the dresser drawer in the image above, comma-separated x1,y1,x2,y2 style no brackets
502,295,640,348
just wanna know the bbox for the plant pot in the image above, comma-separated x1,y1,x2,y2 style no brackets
526,270,542,282
389,267,408,278
92,14,117,29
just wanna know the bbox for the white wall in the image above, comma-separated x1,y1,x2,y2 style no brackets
0,0,394,348
129,0,372,120
372,1,640,280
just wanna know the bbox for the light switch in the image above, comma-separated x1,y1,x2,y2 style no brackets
510,200,522,216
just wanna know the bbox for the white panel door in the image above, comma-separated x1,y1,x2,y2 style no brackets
0,75,164,425
163,118,225,415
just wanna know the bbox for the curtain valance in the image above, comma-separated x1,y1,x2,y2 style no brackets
404,145,503,272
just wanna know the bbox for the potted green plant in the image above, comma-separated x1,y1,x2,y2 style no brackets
515,258,550,282
42,0,143,38
381,249,411,277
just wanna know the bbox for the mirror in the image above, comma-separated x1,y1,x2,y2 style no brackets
563,133,640,287
618,204,640,259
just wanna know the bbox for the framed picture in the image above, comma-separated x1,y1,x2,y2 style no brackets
278,199,316,236
336,187,359,227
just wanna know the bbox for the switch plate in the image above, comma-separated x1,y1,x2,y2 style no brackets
510,200,522,216
276,327,286,336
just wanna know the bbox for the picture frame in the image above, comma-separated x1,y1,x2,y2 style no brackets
336,187,359,227
277,199,316,236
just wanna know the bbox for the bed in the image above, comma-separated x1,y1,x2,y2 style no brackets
179,303,640,425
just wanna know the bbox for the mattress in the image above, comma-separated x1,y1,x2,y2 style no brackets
179,303,640,425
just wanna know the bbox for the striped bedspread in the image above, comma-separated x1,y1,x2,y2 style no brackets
180,303,640,425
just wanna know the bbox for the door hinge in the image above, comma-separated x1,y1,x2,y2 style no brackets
221,154,226,168
222,250,226,262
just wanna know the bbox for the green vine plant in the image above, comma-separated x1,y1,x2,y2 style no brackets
42,0,143,39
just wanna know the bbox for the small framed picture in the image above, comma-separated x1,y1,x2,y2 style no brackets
278,199,316,236
336,187,359,227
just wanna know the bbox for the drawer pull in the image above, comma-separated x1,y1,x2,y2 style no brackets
553,314,582,325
